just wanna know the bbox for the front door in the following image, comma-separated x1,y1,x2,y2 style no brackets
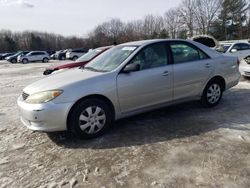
117,42,173,113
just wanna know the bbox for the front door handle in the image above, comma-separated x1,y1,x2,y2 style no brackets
162,71,169,76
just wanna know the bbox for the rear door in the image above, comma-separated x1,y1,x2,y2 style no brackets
37,52,45,61
169,41,214,100
117,42,173,113
28,52,37,61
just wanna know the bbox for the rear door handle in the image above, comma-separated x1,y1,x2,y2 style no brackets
162,71,169,76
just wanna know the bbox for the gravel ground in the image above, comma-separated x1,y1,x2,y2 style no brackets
0,60,250,188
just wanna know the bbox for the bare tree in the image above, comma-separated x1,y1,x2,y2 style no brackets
142,14,164,39
194,0,222,34
178,0,197,37
164,8,182,38
106,19,124,44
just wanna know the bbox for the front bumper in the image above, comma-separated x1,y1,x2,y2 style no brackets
17,96,73,132
239,64,250,77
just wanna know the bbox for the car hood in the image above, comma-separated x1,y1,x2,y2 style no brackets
6,55,16,59
23,68,104,95
47,61,89,70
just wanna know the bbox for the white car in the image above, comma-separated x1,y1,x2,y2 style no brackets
18,51,50,64
66,49,87,61
220,42,250,77
239,58,250,77
220,42,250,60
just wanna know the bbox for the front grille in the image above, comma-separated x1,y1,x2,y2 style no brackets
22,92,29,100
244,72,250,76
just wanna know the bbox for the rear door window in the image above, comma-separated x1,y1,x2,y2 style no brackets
170,42,209,64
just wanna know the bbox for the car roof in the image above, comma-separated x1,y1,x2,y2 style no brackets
96,45,113,50
220,41,250,45
29,51,46,53
119,39,198,47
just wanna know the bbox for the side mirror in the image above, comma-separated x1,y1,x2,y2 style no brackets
123,63,140,73
231,49,237,53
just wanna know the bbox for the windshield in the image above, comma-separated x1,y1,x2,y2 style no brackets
84,46,137,72
14,51,23,56
76,49,103,62
220,44,231,53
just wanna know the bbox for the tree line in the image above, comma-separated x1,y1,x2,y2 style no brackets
0,0,249,53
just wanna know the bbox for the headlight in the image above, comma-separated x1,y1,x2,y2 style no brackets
26,90,63,104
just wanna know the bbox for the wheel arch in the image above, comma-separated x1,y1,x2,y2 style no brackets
66,94,115,131
204,76,226,92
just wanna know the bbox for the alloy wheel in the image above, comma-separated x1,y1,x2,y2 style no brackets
207,83,221,104
78,106,106,134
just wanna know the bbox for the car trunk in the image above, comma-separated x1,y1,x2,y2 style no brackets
191,35,223,52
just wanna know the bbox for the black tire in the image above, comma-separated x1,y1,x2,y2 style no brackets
11,58,17,64
68,98,113,139
22,58,28,64
60,56,66,60
72,56,78,61
43,58,49,63
43,69,54,75
201,80,223,107
243,76,250,80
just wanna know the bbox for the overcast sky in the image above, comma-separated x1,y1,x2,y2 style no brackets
0,0,182,36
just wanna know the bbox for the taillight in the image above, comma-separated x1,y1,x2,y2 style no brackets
237,59,240,66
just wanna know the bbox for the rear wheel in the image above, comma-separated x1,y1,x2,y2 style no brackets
43,58,49,63
201,80,223,107
68,98,113,139
22,58,28,64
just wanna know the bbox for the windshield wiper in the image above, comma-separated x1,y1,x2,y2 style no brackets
84,66,105,72
83,66,110,73
84,66,97,71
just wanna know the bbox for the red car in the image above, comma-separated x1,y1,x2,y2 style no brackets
43,46,112,75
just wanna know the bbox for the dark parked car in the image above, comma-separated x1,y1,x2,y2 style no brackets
0,52,15,60
43,46,112,75
46,50,56,56
6,51,30,63
55,49,69,60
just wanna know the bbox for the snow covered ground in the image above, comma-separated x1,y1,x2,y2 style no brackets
0,60,250,188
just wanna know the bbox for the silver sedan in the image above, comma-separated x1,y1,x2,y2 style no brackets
17,39,240,138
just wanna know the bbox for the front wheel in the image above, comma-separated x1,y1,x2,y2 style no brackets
201,80,223,107
60,56,65,60
11,58,17,63
68,98,113,139
72,56,78,61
